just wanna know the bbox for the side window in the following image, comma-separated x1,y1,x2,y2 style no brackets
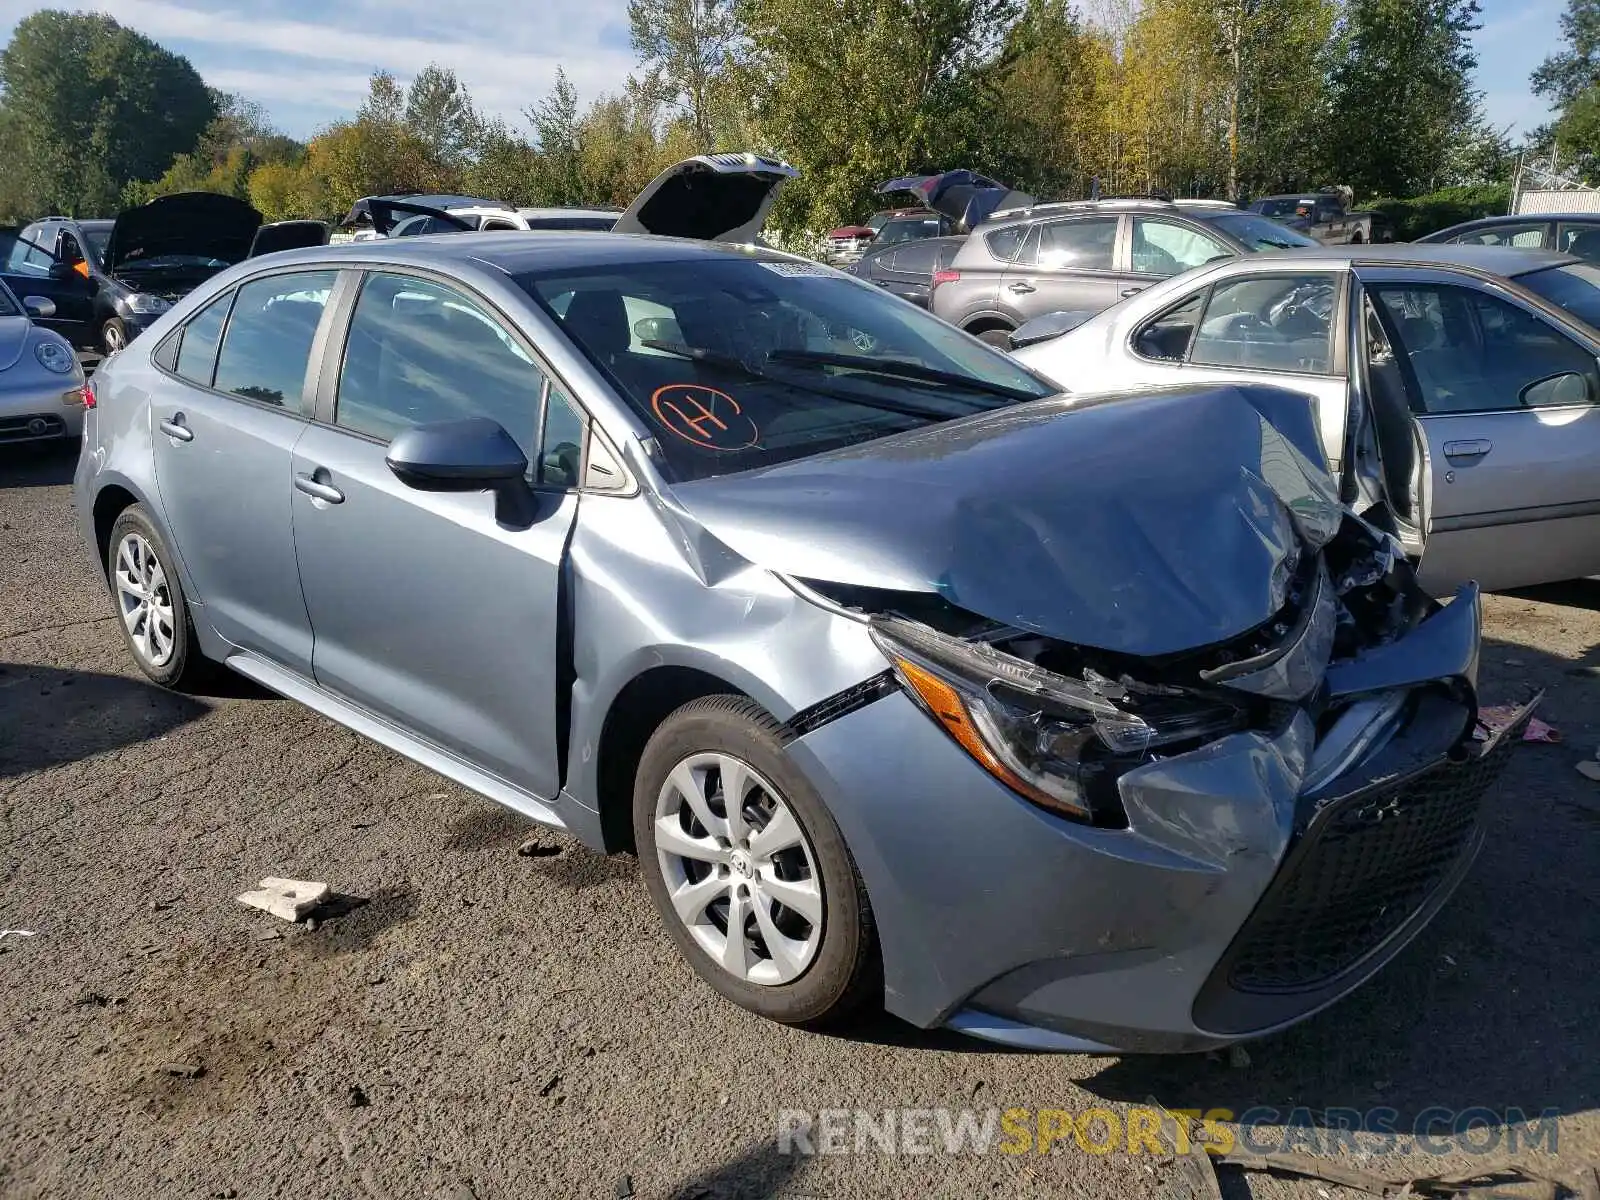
895,240,943,274
1034,217,1117,272
1189,273,1337,373
212,271,336,412
984,224,1028,264
1130,218,1230,277
58,231,84,265
1451,223,1544,248
335,271,548,460
1372,283,1600,413
1132,292,1204,361
539,386,586,488
174,292,233,386
1558,223,1600,261
9,227,54,274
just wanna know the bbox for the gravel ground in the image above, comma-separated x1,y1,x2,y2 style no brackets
2,440,1598,1200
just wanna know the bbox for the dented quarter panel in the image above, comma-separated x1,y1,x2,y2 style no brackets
669,383,1344,657
559,490,889,829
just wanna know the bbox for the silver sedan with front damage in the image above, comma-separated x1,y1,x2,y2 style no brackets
0,277,88,445
1012,244,1600,596
75,228,1524,1052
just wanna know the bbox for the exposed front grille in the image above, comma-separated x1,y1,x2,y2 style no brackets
1227,740,1513,995
0,413,67,442
824,237,870,263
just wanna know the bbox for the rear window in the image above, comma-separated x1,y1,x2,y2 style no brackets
518,256,1053,482
1518,263,1600,330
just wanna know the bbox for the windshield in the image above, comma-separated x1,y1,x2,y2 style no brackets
1210,212,1319,250
82,227,111,268
519,256,1055,482
1251,199,1301,217
118,254,231,271
1518,263,1600,330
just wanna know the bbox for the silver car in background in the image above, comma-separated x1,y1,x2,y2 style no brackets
1014,244,1600,596
75,227,1521,1053
0,277,88,445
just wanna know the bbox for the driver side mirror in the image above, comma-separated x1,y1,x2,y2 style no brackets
22,296,56,318
1519,371,1591,408
386,417,536,526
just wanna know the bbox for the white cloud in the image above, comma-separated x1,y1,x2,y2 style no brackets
0,0,638,133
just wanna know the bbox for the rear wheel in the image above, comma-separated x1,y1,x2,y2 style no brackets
107,505,208,689
972,326,1014,348
634,696,879,1027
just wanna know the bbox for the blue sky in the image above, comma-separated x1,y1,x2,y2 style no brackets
0,0,1571,141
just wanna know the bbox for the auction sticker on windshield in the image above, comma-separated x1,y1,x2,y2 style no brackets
651,383,761,451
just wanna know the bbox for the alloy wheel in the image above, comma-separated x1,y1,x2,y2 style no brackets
114,532,176,667
102,323,125,352
653,751,824,986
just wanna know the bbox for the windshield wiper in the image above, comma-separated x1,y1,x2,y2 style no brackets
639,339,966,421
764,349,1042,402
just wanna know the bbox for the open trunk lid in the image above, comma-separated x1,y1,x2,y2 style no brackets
877,170,1034,233
611,153,799,243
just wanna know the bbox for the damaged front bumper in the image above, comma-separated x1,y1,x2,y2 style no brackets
787,561,1528,1053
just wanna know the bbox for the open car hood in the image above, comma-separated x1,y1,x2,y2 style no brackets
877,170,1034,233
249,220,329,257
666,383,1346,657
612,153,799,242
106,192,262,271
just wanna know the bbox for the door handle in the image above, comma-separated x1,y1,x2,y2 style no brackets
1007,281,1037,295
1442,439,1492,460
1121,286,1146,297
294,472,345,504
158,415,193,442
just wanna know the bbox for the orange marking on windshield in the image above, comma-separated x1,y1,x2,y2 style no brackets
650,384,760,451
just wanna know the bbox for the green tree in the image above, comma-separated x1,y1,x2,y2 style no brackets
527,68,585,204
406,64,480,171
0,9,216,216
628,0,740,151
738,0,1025,232
1533,0,1600,172
1318,0,1483,197
125,93,304,206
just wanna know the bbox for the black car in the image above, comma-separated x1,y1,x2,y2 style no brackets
0,194,326,352
846,235,966,308
1416,212,1600,261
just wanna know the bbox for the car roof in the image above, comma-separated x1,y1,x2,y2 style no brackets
1204,242,1577,276
235,230,791,276
1439,212,1600,226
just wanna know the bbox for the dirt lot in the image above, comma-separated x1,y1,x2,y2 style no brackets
3,440,1598,1200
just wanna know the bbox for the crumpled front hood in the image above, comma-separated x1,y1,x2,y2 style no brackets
667,383,1344,657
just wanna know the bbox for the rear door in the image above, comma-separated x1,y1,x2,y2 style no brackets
0,225,97,344
1357,265,1600,593
869,239,950,308
1117,269,1351,468
999,215,1124,324
1123,215,1234,298
147,268,340,674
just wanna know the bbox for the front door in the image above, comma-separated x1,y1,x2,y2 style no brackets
1359,268,1600,593
0,226,97,344
148,269,340,674
290,270,582,798
998,215,1125,325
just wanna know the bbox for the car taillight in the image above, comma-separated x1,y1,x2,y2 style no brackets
931,269,960,289
81,380,96,409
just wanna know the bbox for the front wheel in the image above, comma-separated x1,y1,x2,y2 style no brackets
634,696,879,1027
100,317,128,354
1349,231,1364,245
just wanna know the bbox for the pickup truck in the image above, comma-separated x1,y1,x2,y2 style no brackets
1247,189,1390,244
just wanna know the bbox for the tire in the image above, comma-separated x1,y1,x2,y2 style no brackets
974,326,1014,348
100,317,128,354
633,695,879,1028
106,505,209,689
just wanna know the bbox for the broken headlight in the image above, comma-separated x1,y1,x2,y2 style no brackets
870,617,1248,823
